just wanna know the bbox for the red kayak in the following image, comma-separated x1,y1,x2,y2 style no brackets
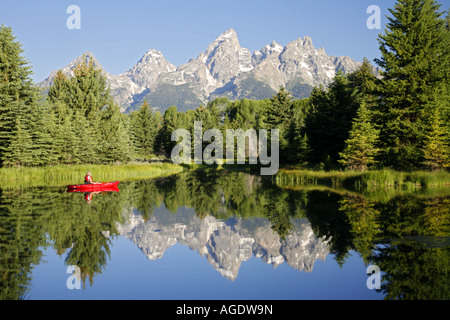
67,181,120,192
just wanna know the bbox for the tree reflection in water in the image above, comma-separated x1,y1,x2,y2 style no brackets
0,169,448,299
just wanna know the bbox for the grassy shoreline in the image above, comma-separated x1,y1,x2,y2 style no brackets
1,161,450,191
0,162,185,189
274,166,450,190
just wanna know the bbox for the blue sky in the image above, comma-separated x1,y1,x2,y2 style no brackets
1,0,449,82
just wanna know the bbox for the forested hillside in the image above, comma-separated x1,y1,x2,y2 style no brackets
1,0,449,171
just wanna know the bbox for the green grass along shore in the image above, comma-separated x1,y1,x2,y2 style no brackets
274,166,450,190
0,162,185,189
1,162,449,192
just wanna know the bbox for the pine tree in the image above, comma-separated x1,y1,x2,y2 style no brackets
69,57,112,121
286,98,311,163
157,106,187,156
71,110,99,164
305,71,360,165
444,9,450,130
421,105,450,170
265,87,293,127
49,55,113,121
374,0,450,169
47,56,125,164
0,25,37,166
130,100,161,159
347,58,378,107
49,101,73,164
2,116,33,166
264,87,294,160
48,70,69,103
339,102,380,171
28,100,59,165
98,103,133,163
47,73,78,164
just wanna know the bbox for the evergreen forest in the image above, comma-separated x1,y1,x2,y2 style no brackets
1,0,449,173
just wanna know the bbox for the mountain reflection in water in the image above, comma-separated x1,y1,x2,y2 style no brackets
0,169,448,300
118,207,330,281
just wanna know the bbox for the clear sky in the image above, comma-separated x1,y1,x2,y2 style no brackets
1,0,449,82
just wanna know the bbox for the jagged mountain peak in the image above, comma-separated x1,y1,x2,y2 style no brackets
73,51,95,60
39,28,362,113
200,28,253,85
216,28,239,42
261,41,284,55
129,49,174,71
252,40,284,65
139,49,167,62
301,36,313,47
68,51,103,70
268,40,284,50
80,51,96,58
204,28,241,59
285,35,316,50
125,49,176,88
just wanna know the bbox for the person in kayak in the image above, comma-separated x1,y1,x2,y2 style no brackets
84,171,101,185
85,192,93,202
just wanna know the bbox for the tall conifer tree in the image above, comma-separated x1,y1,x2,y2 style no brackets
28,100,59,165
421,104,450,170
339,102,380,171
131,100,161,159
374,0,450,169
99,103,133,163
265,87,294,160
305,72,360,165
47,56,134,164
0,25,37,166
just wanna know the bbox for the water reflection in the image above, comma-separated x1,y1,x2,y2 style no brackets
67,185,120,203
0,187,125,298
0,169,449,300
117,209,330,281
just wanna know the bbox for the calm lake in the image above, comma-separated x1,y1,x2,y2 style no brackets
1,169,448,300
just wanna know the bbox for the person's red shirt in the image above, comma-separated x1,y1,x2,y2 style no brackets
85,175,93,184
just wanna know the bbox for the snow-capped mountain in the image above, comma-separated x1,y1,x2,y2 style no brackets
124,49,177,88
38,28,362,113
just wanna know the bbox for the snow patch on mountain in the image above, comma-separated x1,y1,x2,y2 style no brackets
38,29,362,113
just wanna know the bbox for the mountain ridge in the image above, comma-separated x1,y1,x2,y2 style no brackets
39,28,362,113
